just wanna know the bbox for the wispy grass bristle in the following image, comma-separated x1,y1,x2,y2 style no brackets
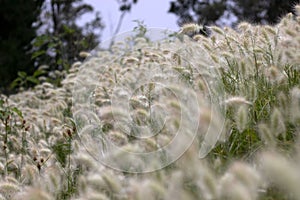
1,3,300,199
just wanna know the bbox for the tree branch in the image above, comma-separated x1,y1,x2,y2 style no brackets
109,11,127,49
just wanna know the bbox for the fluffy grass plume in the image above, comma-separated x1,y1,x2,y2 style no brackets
0,4,299,200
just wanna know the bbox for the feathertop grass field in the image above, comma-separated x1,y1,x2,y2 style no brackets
0,4,300,200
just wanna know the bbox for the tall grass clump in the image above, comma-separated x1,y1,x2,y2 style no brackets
0,4,299,200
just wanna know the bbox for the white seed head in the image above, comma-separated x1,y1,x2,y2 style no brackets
258,123,276,147
270,108,286,138
259,151,300,198
224,96,252,106
235,105,248,133
79,51,91,58
179,23,203,34
0,182,20,199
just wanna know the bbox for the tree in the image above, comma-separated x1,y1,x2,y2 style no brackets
107,0,138,48
168,0,300,27
0,0,44,93
117,0,138,12
32,0,104,72
1,0,137,93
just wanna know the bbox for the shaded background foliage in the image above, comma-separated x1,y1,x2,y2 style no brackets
0,0,298,94
33,0,104,71
0,0,106,94
0,0,44,93
168,0,300,26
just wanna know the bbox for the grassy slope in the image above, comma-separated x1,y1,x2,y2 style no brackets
0,5,300,200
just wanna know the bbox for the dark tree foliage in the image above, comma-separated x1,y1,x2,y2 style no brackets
169,0,226,26
117,0,138,12
5,0,104,92
169,0,300,26
0,0,44,93
33,0,104,72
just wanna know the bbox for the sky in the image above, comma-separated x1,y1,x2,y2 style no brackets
81,0,179,41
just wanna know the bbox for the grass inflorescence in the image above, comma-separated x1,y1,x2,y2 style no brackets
0,5,300,200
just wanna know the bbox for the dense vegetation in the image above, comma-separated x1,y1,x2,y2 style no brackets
0,0,104,94
0,4,300,200
168,0,300,26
